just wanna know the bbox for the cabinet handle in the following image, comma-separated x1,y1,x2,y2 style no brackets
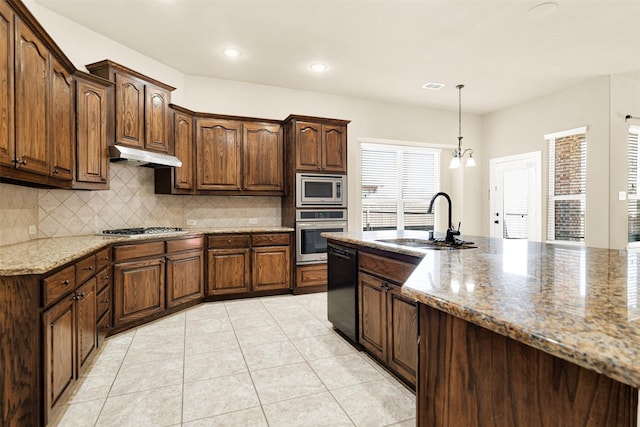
103,256,109,261
103,324,111,330
103,275,109,280
61,279,70,286
19,160,27,165
227,239,231,243
103,298,110,304
11,158,19,164
53,168,59,174
85,266,93,271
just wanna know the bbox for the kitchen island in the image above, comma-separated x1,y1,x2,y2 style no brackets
324,230,640,427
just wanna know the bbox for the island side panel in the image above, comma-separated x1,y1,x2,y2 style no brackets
0,275,41,426
417,304,638,427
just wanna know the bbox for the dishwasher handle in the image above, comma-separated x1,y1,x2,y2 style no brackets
328,244,357,260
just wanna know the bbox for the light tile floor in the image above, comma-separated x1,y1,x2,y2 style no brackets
50,292,416,427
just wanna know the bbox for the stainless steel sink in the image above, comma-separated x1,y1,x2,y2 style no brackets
375,238,476,250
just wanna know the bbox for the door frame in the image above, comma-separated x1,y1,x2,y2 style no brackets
489,151,542,241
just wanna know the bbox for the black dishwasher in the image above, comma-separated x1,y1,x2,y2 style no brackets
327,242,358,344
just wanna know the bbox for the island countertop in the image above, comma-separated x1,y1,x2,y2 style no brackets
324,230,640,389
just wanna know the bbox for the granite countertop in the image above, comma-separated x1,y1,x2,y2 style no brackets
0,226,294,276
324,230,640,389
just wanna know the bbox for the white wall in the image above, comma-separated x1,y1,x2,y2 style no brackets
482,77,612,248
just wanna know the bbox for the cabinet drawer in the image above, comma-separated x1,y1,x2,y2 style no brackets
96,247,111,272
359,252,418,284
96,267,112,292
97,309,112,348
166,236,203,253
208,234,250,249
296,263,327,288
97,285,111,319
114,241,165,261
42,265,76,306
252,233,290,247
76,255,97,284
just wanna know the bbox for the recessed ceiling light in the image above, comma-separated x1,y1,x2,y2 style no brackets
310,63,328,73
526,2,558,19
422,82,445,90
222,48,241,58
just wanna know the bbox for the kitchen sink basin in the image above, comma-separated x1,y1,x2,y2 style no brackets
375,238,476,250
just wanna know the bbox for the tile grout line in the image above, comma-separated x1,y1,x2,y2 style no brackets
180,308,188,426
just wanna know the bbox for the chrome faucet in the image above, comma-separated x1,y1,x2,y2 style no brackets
427,192,460,243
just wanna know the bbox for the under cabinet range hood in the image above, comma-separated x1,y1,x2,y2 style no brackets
109,145,182,168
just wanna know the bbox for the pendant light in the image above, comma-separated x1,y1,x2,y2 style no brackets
449,84,475,169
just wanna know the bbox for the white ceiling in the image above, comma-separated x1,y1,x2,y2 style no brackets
35,0,640,115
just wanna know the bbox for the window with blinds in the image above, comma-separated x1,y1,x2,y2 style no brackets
361,144,440,231
545,127,587,243
628,126,640,243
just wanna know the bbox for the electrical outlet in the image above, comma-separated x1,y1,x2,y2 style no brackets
186,219,197,226
248,218,258,225
28,225,37,235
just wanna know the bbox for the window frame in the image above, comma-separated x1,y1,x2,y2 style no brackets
628,125,640,247
360,141,441,232
544,126,587,246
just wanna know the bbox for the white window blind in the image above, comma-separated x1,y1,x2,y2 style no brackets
628,126,640,243
546,127,587,243
361,144,439,231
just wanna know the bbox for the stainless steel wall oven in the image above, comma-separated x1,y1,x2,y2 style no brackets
295,209,347,264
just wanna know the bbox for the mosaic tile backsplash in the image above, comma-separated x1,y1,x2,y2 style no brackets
0,163,281,246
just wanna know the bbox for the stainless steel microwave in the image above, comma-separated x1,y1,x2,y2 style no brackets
296,173,347,207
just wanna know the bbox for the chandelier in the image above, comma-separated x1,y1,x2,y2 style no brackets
450,84,475,169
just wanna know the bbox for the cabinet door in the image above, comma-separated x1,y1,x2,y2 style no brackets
15,18,49,175
295,121,321,172
115,73,145,148
321,124,347,173
196,118,242,190
359,272,386,360
386,285,417,386
76,78,109,183
166,249,204,308
76,277,97,371
145,84,170,153
42,295,75,411
50,57,74,181
114,258,165,328
207,248,250,295
243,122,283,192
0,0,13,168
173,111,193,190
252,245,290,291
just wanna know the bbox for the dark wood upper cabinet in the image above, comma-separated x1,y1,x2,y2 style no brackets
196,118,242,191
293,120,347,173
15,17,49,176
74,71,112,189
86,60,175,154
50,56,74,181
173,109,194,190
0,0,13,169
243,122,283,192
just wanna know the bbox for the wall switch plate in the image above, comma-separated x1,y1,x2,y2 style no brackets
28,225,37,235
248,218,258,225
619,191,627,201
186,219,197,226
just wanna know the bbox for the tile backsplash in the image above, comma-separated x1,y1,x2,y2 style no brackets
0,163,281,246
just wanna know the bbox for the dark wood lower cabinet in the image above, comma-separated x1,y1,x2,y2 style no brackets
417,304,638,427
207,248,251,295
386,286,417,383
42,295,76,412
114,257,165,328
166,249,204,307
76,277,97,370
359,272,386,360
252,245,290,291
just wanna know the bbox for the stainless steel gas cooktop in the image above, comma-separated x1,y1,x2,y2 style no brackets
101,227,185,236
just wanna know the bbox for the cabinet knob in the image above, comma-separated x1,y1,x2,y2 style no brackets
103,275,109,280
61,279,70,286
11,158,19,164
103,256,109,261
53,168,59,174
227,239,231,243
103,298,110,304
19,160,27,165
86,266,93,271
103,324,111,330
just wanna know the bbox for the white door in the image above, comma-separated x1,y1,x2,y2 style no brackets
490,152,542,241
